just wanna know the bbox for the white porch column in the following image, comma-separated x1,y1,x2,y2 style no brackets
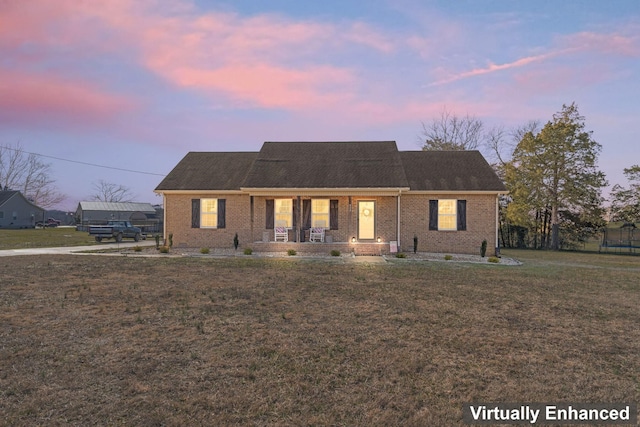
397,192,401,249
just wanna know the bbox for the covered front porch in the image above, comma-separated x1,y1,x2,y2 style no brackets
249,192,403,249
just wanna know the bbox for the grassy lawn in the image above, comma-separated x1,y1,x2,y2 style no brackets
1,250,639,425
0,227,98,250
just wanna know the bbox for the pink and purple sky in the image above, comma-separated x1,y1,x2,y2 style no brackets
1,0,639,210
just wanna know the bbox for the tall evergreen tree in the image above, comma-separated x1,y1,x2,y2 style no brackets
505,103,607,249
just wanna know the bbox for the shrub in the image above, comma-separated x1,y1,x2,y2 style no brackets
413,235,418,254
168,233,173,248
396,252,407,258
330,250,341,257
481,239,487,257
444,254,453,260
488,256,500,263
244,248,253,255
133,246,142,252
154,234,161,249
200,247,210,254
287,249,297,256
233,233,239,250
159,246,170,254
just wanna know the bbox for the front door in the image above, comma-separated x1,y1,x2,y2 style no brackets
358,201,375,240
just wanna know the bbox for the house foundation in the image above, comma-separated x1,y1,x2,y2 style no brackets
250,241,390,255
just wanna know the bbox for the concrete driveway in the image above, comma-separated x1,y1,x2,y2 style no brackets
0,241,154,257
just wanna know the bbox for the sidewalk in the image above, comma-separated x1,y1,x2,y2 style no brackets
0,241,154,257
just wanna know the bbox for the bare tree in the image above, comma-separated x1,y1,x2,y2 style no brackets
0,143,65,208
485,125,508,166
91,180,135,202
485,120,541,168
510,120,541,144
420,108,484,151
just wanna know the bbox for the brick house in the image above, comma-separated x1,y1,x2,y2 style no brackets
155,141,506,255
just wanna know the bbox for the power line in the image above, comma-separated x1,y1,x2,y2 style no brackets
1,145,166,177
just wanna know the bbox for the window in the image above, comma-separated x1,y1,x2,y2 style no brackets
191,198,226,228
429,199,466,231
200,199,218,228
0,211,4,219
275,199,293,228
302,199,338,231
438,199,457,230
311,199,330,228
12,211,18,221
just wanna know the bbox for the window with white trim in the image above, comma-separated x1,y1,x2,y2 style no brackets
200,198,218,228
429,199,467,231
275,199,293,228
311,199,330,228
438,199,457,230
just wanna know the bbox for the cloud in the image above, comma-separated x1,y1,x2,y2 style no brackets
429,50,573,86
133,8,393,110
345,22,395,53
561,31,640,56
164,63,356,109
0,0,409,142
0,70,138,128
2,0,637,146
428,27,640,88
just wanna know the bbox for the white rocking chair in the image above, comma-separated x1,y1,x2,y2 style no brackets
274,227,288,242
309,227,325,242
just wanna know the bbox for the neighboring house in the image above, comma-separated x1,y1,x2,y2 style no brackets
0,190,45,229
155,141,507,255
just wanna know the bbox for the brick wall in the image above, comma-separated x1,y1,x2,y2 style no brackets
164,192,499,255
164,194,252,249
399,193,498,256
252,195,398,243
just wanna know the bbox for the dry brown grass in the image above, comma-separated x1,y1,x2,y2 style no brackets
1,251,639,426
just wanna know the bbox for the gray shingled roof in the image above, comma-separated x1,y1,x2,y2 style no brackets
399,151,506,191
242,141,409,188
0,190,18,207
0,190,45,210
155,152,258,191
78,201,157,212
155,142,506,192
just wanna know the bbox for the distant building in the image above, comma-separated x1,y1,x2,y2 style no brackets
76,201,162,233
76,201,158,222
0,190,46,229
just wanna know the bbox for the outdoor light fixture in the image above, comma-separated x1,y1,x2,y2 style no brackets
377,237,381,243
351,237,356,243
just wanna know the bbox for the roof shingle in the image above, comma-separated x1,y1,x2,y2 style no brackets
154,142,506,193
399,151,506,191
155,152,258,191
242,141,408,188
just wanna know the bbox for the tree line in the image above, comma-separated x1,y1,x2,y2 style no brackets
0,143,135,209
421,103,639,250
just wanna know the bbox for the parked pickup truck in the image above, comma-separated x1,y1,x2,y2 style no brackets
89,221,143,242
36,218,61,228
